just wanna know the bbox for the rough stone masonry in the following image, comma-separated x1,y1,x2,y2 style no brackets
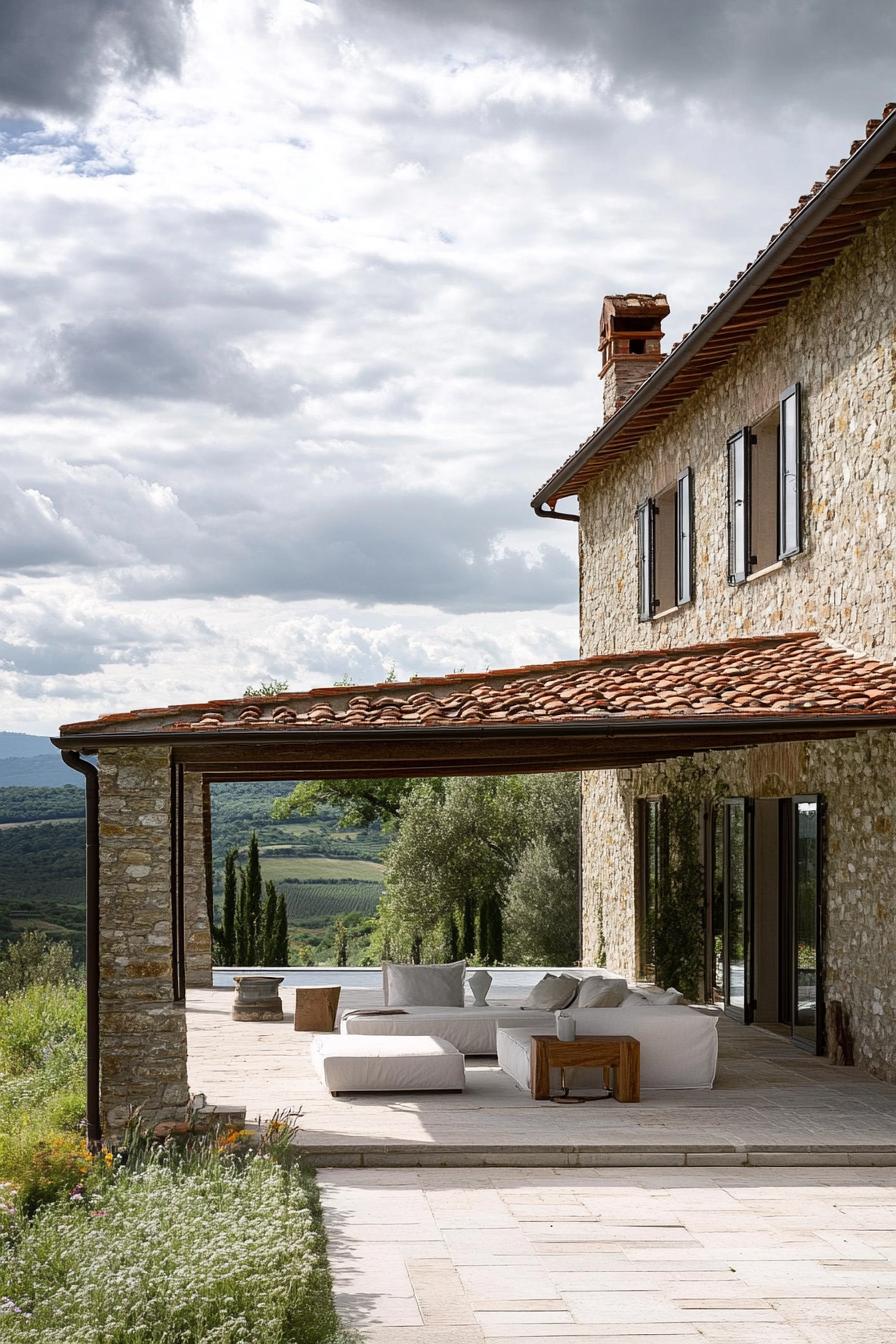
579,202,896,1081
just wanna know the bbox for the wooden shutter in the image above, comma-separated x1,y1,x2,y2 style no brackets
636,499,654,621
676,467,694,605
727,429,751,583
778,383,802,558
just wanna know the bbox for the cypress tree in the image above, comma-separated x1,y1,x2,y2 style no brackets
477,895,490,964
222,847,238,963
334,917,349,967
274,891,289,965
462,896,476,958
448,914,460,962
245,831,263,964
490,896,504,965
236,866,249,965
261,879,278,965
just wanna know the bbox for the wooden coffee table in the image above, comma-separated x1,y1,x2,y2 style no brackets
529,1034,640,1103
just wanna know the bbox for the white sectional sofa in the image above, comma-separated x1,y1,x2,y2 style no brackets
339,966,720,1092
497,1001,719,1091
341,1004,557,1055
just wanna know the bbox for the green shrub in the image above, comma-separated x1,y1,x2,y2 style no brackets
0,932,78,998
0,982,85,1077
0,1144,347,1343
0,981,86,1205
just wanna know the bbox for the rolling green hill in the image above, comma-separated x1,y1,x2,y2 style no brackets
0,766,388,964
209,781,386,961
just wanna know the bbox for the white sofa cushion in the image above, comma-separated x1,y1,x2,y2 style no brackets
383,959,466,1007
521,973,579,1011
497,1005,719,1091
627,986,686,1006
342,1005,555,1055
574,977,630,1008
311,1033,465,1093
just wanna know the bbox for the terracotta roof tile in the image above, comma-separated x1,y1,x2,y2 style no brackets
56,633,896,740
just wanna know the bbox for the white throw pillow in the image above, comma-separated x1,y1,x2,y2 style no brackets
626,986,686,1007
520,973,580,1011
382,959,466,1008
574,977,630,1008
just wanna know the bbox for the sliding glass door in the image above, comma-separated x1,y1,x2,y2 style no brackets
713,798,754,1023
790,796,823,1052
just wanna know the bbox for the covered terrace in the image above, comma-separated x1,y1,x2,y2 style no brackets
53,631,896,1146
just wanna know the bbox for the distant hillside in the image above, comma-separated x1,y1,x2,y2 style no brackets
0,775,387,965
0,732,57,757
0,755,84,787
0,733,85,787
0,787,84,824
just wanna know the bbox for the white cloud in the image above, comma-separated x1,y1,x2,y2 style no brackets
0,0,892,731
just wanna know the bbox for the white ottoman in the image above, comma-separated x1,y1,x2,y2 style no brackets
311,1033,465,1094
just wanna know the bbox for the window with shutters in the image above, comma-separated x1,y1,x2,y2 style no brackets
727,383,802,583
636,467,694,620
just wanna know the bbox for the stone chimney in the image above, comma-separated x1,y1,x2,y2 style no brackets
599,293,669,422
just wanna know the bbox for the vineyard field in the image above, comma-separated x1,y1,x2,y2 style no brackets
282,880,381,921
260,855,384,883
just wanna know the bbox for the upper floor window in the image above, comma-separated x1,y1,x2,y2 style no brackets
727,383,802,584
636,467,694,621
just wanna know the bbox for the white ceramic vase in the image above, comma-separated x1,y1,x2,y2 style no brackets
467,969,492,1006
555,1010,576,1042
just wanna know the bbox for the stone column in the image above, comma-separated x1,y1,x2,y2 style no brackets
97,745,189,1134
183,771,214,988
581,768,638,977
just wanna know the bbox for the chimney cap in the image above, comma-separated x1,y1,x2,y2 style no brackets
601,292,670,324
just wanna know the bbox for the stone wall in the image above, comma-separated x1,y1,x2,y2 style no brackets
582,730,896,1082
97,746,189,1133
577,203,896,1082
182,771,213,988
579,202,896,662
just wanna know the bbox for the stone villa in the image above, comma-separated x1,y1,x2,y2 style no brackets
534,105,896,1079
55,106,896,1136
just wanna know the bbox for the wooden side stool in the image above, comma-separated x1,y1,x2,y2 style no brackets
294,984,341,1032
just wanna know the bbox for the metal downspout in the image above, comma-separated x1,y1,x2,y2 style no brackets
61,750,101,1148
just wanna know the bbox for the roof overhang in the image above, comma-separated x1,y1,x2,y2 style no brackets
54,633,896,778
533,105,896,511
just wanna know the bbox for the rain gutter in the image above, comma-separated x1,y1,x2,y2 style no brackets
60,750,101,1149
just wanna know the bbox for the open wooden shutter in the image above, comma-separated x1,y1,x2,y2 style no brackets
636,499,654,621
778,383,802,558
727,428,751,583
675,467,694,605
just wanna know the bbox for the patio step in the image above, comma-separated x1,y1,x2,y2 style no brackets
295,1141,896,1169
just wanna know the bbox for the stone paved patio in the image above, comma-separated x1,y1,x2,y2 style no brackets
319,1164,896,1341
187,986,896,1165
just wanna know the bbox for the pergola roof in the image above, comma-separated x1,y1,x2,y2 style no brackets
54,633,896,778
533,104,896,510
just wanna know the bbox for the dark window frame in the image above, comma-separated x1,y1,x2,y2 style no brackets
778,382,802,559
636,497,654,622
636,467,695,620
728,383,803,584
727,427,751,584
637,796,668,980
676,466,694,606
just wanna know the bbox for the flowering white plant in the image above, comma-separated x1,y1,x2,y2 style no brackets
0,1149,349,1343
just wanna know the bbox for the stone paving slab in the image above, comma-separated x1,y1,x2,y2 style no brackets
320,1166,896,1342
187,986,896,1164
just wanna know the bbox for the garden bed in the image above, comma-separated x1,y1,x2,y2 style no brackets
0,934,354,1344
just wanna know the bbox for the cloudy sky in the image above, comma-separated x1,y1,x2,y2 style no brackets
1,0,894,734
